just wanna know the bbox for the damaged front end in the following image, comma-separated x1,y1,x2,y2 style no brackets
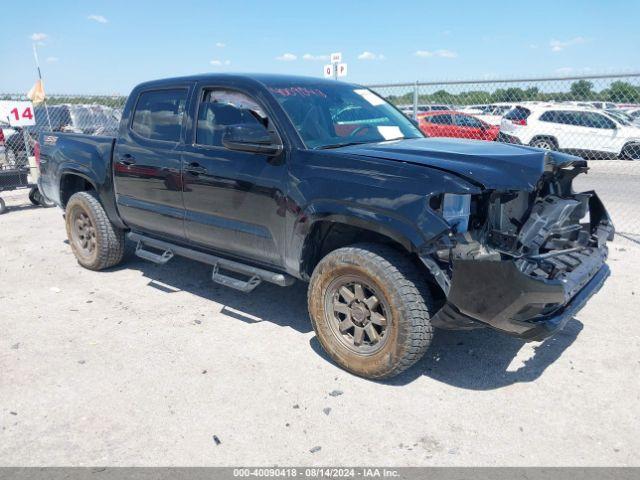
423,157,614,341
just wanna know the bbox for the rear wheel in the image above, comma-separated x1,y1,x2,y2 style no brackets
308,243,434,379
65,191,125,271
530,137,557,150
0,197,6,215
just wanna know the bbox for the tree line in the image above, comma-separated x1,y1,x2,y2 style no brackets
382,80,640,106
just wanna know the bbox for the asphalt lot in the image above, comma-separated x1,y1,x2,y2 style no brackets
1,161,639,466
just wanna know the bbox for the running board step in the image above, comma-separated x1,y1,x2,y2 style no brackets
135,241,174,264
127,232,295,291
212,264,262,292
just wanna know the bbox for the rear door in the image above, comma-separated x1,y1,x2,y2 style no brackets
576,111,619,154
113,85,192,240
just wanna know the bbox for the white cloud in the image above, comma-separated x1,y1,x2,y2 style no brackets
357,51,385,60
46,56,59,63
88,14,108,24
30,33,48,44
215,42,226,48
276,53,297,61
414,49,458,58
210,59,231,67
550,36,586,52
302,53,329,61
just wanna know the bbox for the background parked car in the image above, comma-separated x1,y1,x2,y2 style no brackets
399,104,450,117
418,110,500,141
622,107,640,121
0,120,31,166
500,104,640,159
31,104,120,137
605,108,640,126
459,103,516,125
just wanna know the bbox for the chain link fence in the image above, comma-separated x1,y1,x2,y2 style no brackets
1,74,639,237
0,94,126,169
369,73,640,160
368,73,640,239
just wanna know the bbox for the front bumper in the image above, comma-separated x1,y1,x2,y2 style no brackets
432,245,610,341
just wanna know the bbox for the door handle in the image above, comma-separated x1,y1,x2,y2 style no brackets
118,154,136,166
185,162,207,175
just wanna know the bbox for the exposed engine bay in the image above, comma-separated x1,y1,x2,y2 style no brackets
424,162,614,340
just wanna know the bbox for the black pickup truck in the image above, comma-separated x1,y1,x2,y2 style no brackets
37,74,614,379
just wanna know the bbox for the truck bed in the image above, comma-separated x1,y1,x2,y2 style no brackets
39,132,115,205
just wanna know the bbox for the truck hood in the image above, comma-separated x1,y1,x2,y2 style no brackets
338,138,584,191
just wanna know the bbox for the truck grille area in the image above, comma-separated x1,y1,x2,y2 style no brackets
430,166,613,340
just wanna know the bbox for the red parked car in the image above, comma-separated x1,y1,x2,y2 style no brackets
418,110,500,141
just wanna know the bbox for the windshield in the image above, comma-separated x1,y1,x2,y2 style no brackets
267,83,423,149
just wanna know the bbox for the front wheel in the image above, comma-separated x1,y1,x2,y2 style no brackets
65,191,125,271
530,137,557,151
308,243,434,379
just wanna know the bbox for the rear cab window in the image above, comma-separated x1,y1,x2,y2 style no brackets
131,88,188,142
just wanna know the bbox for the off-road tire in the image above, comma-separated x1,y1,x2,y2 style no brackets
65,191,125,271
0,197,6,215
308,243,435,379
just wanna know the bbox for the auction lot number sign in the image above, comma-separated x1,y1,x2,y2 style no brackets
0,100,37,127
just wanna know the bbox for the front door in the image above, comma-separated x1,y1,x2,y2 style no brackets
181,86,288,267
113,86,191,240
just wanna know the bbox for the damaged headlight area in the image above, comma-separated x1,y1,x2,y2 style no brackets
441,193,471,233
422,165,615,341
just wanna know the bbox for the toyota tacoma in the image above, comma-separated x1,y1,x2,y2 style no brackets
37,74,614,379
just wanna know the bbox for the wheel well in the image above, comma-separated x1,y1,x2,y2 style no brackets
300,220,447,306
530,135,558,148
300,221,408,279
60,174,95,207
622,142,640,159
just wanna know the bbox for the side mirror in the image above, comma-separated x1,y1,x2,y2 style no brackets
222,124,283,155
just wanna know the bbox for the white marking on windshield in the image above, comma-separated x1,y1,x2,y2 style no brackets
377,125,403,140
354,89,385,106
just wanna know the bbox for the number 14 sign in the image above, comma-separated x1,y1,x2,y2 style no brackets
0,100,36,127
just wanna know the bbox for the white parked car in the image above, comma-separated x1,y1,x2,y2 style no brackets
622,107,640,122
500,104,640,160
398,104,450,117
458,103,517,125
562,101,619,110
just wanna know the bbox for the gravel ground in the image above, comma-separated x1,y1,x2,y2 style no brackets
1,165,639,466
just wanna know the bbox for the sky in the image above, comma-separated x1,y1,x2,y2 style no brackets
1,0,639,95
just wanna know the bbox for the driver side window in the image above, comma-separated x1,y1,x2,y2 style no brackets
196,89,269,147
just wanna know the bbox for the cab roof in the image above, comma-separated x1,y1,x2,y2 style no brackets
134,73,358,91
